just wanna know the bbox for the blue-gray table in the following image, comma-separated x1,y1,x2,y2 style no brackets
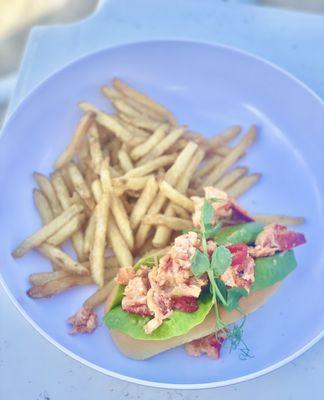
1,1,324,399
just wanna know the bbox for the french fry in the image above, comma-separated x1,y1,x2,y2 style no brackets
193,155,222,180
52,171,86,261
113,78,177,125
130,124,168,161
138,126,185,165
68,162,95,210
113,176,151,196
203,126,256,186
208,125,241,152
130,176,158,230
171,204,190,220
253,214,305,226
226,173,260,198
143,214,193,230
29,270,70,286
91,179,103,203
122,153,177,179
84,279,115,309
107,216,133,267
79,102,132,142
54,112,95,169
88,124,103,175
214,167,248,190
33,172,62,216
179,148,205,192
159,180,194,212
84,212,96,254
215,145,231,157
101,85,121,101
99,157,113,195
111,195,134,249
60,166,74,194
27,275,93,298
33,189,54,224
47,214,85,246
12,204,84,257
90,193,110,286
38,243,89,275
107,137,122,166
118,149,134,173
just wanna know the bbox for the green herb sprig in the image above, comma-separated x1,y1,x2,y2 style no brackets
190,199,253,359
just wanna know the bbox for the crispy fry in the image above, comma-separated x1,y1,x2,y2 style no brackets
60,166,74,194
203,126,256,186
113,176,151,196
90,193,110,286
91,179,103,203
118,149,134,173
27,275,93,298
111,195,134,249
193,155,222,180
84,279,115,309
178,148,205,192
12,204,84,257
101,85,121,101
79,102,132,142
33,189,54,224
47,214,85,246
214,167,248,190
122,153,177,179
54,112,95,169
159,180,194,212
100,157,113,193
29,270,70,286
143,214,193,230
113,78,177,125
171,204,190,220
52,170,86,261
253,214,305,226
226,173,260,198
208,125,241,152
38,243,89,275
33,172,62,216
88,124,103,175
130,124,168,161
130,176,158,230
84,212,96,254
107,216,133,267
68,162,95,210
138,126,185,165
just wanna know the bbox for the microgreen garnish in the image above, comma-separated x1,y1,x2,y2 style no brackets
190,199,252,359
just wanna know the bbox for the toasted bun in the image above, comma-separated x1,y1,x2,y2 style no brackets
108,283,280,359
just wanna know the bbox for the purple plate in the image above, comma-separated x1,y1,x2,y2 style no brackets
0,41,323,388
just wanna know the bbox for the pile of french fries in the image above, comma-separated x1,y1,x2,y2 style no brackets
12,78,303,325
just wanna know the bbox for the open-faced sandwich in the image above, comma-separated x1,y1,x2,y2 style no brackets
103,187,306,360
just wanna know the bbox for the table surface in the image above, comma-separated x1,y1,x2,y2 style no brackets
1,1,324,399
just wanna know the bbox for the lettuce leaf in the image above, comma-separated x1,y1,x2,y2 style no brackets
251,250,297,291
103,291,213,340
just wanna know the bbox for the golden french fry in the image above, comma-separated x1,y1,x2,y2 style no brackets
130,124,168,161
208,125,241,151
203,126,256,186
33,189,54,224
113,176,151,196
113,78,177,125
159,180,194,212
193,155,222,180
38,243,89,275
33,172,62,216
214,167,248,190
60,166,74,194
90,193,110,286
54,112,95,169
12,204,84,257
91,179,103,203
111,196,134,249
179,148,205,191
100,157,113,194
171,204,190,220
27,275,93,298
143,214,193,231
84,279,115,309
121,153,177,179
107,216,133,267
118,149,134,173
253,214,305,226
84,212,96,254
29,270,70,286
101,86,121,101
138,126,185,165
130,176,158,230
68,162,95,210
52,171,86,261
89,124,103,175
47,214,85,246
79,102,132,142
226,173,260,198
